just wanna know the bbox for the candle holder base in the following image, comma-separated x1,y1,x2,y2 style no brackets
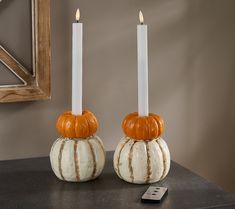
50,135,105,182
113,137,170,184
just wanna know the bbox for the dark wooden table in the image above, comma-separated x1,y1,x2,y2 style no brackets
0,152,235,209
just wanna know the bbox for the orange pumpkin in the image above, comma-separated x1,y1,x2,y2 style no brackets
56,110,98,138
122,112,164,140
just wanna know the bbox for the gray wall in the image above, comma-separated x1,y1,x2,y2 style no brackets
0,0,235,193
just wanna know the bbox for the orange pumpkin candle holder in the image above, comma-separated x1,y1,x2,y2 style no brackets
114,112,170,184
56,110,98,138
122,112,164,140
50,109,105,182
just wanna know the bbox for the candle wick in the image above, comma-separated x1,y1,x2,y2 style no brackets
141,22,144,25
76,20,79,23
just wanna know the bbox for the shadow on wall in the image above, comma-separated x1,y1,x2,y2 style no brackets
184,0,235,193
148,0,235,193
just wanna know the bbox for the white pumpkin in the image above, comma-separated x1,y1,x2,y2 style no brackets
113,137,170,184
50,135,105,182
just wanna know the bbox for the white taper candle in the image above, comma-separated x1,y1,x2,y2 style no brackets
137,11,149,116
72,9,83,115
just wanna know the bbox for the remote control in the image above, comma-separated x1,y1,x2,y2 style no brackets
141,186,168,203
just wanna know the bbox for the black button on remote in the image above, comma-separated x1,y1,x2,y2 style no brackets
141,186,168,203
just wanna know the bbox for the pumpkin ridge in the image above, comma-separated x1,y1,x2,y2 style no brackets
74,116,79,137
50,138,61,175
157,119,161,137
146,117,151,140
133,117,141,139
73,140,80,181
122,112,137,130
60,115,68,137
128,141,136,183
86,111,98,137
68,115,76,138
124,117,133,138
87,140,97,179
143,117,150,140
63,115,70,137
152,116,160,138
83,114,91,138
145,141,151,183
95,136,106,159
56,116,64,135
156,140,166,180
153,115,164,134
86,113,93,135
117,138,130,178
58,139,66,180
90,112,99,134
148,117,156,139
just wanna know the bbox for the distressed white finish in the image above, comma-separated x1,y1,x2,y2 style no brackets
50,136,105,182
113,137,170,184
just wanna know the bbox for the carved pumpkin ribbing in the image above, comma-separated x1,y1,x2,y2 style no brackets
56,110,98,138
122,112,164,140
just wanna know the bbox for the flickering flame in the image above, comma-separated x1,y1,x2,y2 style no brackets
139,10,144,24
76,8,80,21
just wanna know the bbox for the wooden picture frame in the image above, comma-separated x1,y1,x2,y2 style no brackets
0,0,51,102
